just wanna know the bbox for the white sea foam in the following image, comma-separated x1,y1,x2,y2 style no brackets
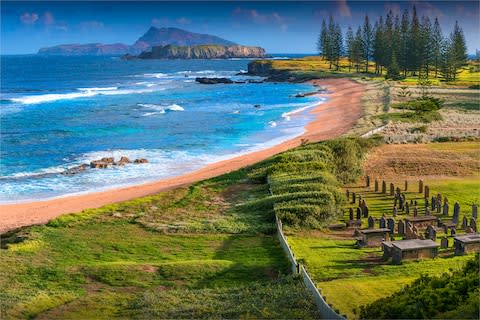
138,103,184,116
281,102,320,121
78,86,118,92
143,73,168,78
269,121,277,127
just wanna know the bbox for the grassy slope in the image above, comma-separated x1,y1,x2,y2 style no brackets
0,169,320,319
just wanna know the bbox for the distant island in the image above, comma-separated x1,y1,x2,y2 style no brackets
123,44,265,60
37,27,264,58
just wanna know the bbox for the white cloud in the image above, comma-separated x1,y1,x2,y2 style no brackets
20,12,39,25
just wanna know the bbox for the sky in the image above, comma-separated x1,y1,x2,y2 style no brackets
1,1,479,54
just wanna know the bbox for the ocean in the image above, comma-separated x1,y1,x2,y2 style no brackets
0,55,323,202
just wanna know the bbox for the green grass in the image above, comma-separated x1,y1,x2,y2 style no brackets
376,110,443,123
288,234,472,319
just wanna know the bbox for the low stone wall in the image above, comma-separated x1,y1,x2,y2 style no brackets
275,215,298,274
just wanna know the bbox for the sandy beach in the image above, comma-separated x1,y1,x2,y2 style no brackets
0,78,364,233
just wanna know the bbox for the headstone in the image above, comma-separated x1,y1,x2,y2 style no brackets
396,187,401,197
453,202,460,224
410,199,414,206
375,179,379,192
387,218,395,234
425,207,430,216
440,237,448,249
465,226,474,233
394,197,398,207
382,181,386,194
470,218,477,232
425,198,429,209
361,199,367,210
398,220,405,235
473,204,478,219
390,183,394,196
352,192,356,204
399,195,405,211
444,197,448,206
356,207,362,220
349,208,354,221
363,206,369,218
424,185,430,198
443,202,449,216
379,217,386,228
425,225,437,241
414,200,418,207
405,202,410,215
419,180,423,193
462,216,468,229
358,195,362,206
404,180,408,191
368,216,374,228
436,196,442,213
346,189,350,198
442,224,448,234
393,206,398,217
450,228,456,236
413,206,418,217
431,196,436,210
366,175,370,187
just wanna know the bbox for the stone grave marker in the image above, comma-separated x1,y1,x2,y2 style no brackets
390,183,394,196
375,179,379,192
424,185,430,199
393,206,398,217
349,208,354,221
405,202,410,215
356,207,362,220
346,189,350,198
419,180,423,193
473,204,478,220
379,216,386,228
470,217,477,232
387,218,395,234
382,180,386,194
453,203,460,224
440,237,448,249
443,202,449,216
425,225,437,241
398,220,405,235
368,216,374,228
352,192,356,204
462,216,468,229
450,228,456,236
366,175,370,187
363,206,369,218
413,206,418,217
404,180,408,191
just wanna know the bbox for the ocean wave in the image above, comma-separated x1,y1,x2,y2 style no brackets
143,73,168,78
281,102,320,121
138,103,184,116
0,166,67,180
9,87,159,105
268,121,277,127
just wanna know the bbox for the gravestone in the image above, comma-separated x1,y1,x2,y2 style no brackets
453,203,460,224
405,202,410,215
465,226,474,233
425,207,430,216
398,220,405,235
366,175,370,187
363,206,369,218
444,197,448,206
462,216,468,229
414,200,418,206
387,218,395,234
399,195,405,211
382,181,386,194
436,196,442,213
450,228,456,236
424,185,430,199
405,180,408,191
470,218,477,232
413,206,418,217
358,195,362,206
368,216,374,228
356,207,362,220
425,225,437,241
375,179,379,192
431,196,436,210
390,183,394,196
410,199,414,206
440,237,448,249
379,217,386,228
352,192,356,204
346,189,350,198
442,224,448,234
349,208,354,221
394,197,398,208
443,202,449,216
361,199,367,210
419,180,423,193
396,187,401,197
393,206,398,217
473,204,478,220
425,198,429,209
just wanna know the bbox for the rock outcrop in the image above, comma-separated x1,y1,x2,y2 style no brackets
130,44,266,60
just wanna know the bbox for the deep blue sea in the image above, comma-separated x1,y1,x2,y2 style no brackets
0,55,322,202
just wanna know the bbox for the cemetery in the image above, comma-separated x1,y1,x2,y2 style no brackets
453,233,480,255
382,239,439,264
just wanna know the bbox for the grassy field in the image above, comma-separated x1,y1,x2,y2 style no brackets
0,168,322,319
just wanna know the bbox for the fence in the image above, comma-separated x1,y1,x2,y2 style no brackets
361,124,388,138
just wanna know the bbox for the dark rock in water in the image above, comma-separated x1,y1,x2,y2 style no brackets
101,157,115,164
134,158,149,164
247,79,264,84
115,156,131,166
235,72,249,76
90,160,109,169
254,104,261,108
234,80,246,84
195,77,234,84
62,164,89,175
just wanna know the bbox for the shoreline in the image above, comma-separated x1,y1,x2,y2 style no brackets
0,78,364,234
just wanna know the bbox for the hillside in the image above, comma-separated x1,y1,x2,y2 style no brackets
37,27,240,56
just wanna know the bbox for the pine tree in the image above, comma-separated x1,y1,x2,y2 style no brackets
432,18,443,78
408,5,422,75
353,26,364,72
362,15,374,73
332,22,343,70
346,26,355,72
449,21,468,81
318,19,329,59
399,9,410,76
373,17,385,74
420,15,433,78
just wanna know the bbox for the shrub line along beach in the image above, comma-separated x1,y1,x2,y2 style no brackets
0,78,364,233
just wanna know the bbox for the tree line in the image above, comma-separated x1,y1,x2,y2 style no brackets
317,6,468,81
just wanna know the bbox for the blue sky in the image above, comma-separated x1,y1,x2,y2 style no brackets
1,1,479,54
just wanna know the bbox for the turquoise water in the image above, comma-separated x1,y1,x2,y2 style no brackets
0,55,323,202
